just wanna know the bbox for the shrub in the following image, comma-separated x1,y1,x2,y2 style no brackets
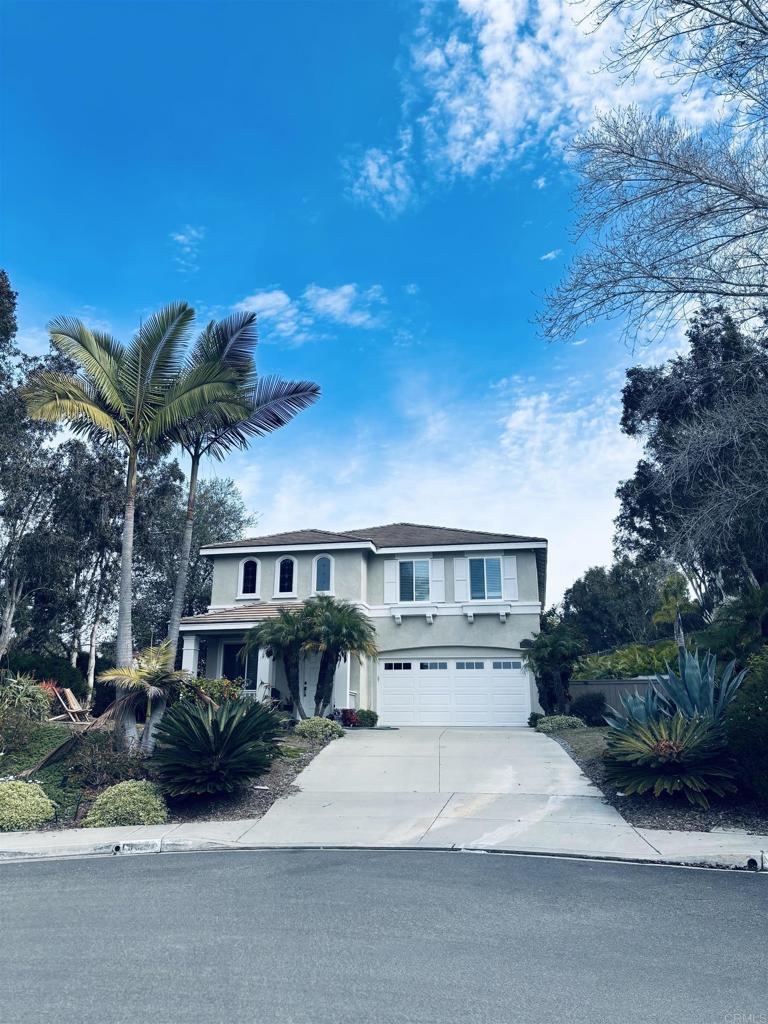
151,698,282,797
0,781,55,831
726,648,768,803
570,692,607,726
356,709,378,728
8,652,86,700
68,733,147,790
574,640,681,681
0,711,37,755
527,712,544,729
294,716,344,742
179,676,244,705
82,781,168,828
0,673,53,722
340,708,359,727
535,715,586,734
604,713,736,809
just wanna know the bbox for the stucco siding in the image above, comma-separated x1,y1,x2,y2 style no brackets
372,611,539,653
210,549,365,605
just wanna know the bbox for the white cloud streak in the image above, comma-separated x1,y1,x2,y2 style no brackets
539,248,561,261
170,224,205,272
233,283,386,344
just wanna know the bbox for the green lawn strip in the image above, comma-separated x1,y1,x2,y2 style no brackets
558,726,608,761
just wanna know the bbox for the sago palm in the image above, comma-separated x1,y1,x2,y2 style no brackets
98,640,187,754
244,607,310,718
301,596,378,716
22,304,243,671
166,312,320,657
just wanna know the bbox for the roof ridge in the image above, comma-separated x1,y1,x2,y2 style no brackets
351,522,532,538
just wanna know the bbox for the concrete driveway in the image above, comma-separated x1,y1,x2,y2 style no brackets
242,728,657,858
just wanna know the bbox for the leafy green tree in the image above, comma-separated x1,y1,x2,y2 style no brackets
166,312,319,658
301,596,378,717
522,611,585,714
22,303,244,747
244,607,310,718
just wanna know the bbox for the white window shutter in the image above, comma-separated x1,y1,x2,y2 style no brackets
454,557,469,602
384,560,399,604
503,555,518,600
431,558,445,602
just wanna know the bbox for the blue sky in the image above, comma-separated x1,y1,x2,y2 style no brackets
2,0,703,599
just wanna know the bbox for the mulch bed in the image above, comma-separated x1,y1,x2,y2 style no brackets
165,738,323,824
554,728,768,835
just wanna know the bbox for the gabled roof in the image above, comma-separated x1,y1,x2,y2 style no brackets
180,602,302,627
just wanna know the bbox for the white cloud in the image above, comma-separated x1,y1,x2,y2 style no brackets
170,224,205,273
404,283,419,295
233,283,386,344
350,0,720,213
348,129,415,217
224,369,641,601
16,325,50,357
539,248,561,261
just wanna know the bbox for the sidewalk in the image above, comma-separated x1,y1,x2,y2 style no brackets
1,814,766,871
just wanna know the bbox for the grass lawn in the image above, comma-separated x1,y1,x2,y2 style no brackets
557,726,607,761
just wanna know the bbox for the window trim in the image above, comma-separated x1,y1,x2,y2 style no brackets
273,555,298,598
468,555,503,602
237,557,261,600
312,553,335,596
397,557,431,604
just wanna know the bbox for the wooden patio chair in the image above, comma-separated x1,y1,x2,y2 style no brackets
50,687,90,724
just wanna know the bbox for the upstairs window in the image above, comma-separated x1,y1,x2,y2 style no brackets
278,557,295,595
241,559,258,596
399,559,430,602
315,555,332,593
469,557,502,600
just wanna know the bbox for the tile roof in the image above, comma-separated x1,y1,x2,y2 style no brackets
180,602,303,626
200,522,546,551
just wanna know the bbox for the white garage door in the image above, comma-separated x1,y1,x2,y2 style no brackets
379,656,530,726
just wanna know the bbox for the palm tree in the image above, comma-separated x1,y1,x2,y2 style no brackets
244,607,310,718
166,313,320,659
301,596,378,716
522,615,584,714
22,305,243,744
99,640,187,754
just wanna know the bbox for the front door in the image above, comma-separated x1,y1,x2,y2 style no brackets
298,652,321,717
221,641,258,690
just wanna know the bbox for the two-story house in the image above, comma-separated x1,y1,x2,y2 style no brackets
179,523,547,726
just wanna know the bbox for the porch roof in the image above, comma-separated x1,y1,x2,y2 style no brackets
180,602,304,631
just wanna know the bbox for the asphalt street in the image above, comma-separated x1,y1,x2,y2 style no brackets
1,850,765,1024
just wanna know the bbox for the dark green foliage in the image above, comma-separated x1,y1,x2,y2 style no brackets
726,648,768,803
699,586,768,666
83,781,168,827
527,712,544,729
356,709,378,728
522,610,584,714
67,733,147,790
569,692,607,726
0,711,37,754
178,676,243,705
536,715,586,734
5,651,86,699
151,698,283,797
653,648,745,722
604,713,736,809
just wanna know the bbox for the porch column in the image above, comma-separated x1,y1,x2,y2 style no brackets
181,634,200,676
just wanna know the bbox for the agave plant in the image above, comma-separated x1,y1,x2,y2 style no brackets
604,713,736,809
604,686,666,733
653,648,746,723
150,698,283,797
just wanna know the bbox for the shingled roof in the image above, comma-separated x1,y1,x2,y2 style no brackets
200,522,546,552
180,602,302,627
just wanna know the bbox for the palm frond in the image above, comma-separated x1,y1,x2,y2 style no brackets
148,360,241,440
190,312,258,372
124,302,196,403
21,372,125,441
47,317,128,416
202,376,321,459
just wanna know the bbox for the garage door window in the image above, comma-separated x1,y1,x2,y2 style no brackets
469,557,502,600
456,660,485,670
492,660,522,670
384,662,412,670
419,661,448,670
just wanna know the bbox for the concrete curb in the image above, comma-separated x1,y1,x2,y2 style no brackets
1,830,766,872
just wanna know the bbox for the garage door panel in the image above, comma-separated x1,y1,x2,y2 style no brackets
379,657,530,726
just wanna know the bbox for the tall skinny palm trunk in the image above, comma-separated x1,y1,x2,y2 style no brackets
115,450,139,747
313,650,338,716
284,651,307,719
166,447,200,663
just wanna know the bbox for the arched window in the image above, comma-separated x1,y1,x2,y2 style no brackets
277,557,295,595
241,559,258,596
314,554,333,594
